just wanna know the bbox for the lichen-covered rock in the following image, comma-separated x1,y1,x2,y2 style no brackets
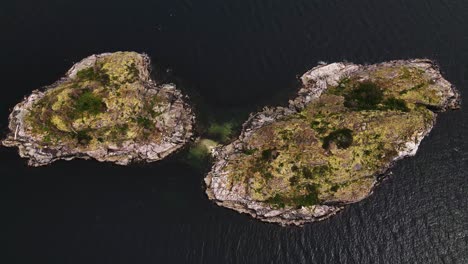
3,52,195,166
205,59,460,226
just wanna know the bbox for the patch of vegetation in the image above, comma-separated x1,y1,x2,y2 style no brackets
136,116,152,129
278,129,294,140
261,149,279,161
266,184,320,208
266,194,286,208
74,130,92,145
186,143,210,169
344,82,383,110
400,67,412,79
143,96,162,118
206,122,235,143
327,77,352,95
76,67,110,85
301,165,329,179
76,68,97,80
243,148,257,155
263,172,274,180
310,120,320,129
126,63,140,83
116,124,129,134
313,165,329,176
43,134,52,143
291,165,299,172
185,139,218,169
399,83,426,95
382,97,409,112
291,184,320,207
106,123,131,142
337,77,351,88
322,128,353,149
302,167,314,179
289,175,299,186
310,119,329,134
73,90,106,117
330,184,340,192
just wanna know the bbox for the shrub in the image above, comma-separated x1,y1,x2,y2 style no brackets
344,82,383,110
243,148,257,155
323,128,353,149
43,134,52,143
310,120,328,134
126,63,140,83
263,172,274,180
289,175,299,186
279,129,293,140
261,149,278,161
293,184,320,206
266,184,320,208
291,165,299,172
75,130,92,145
400,67,412,79
310,120,321,129
382,97,409,112
312,165,329,176
136,116,152,129
300,165,329,179
266,194,286,208
327,77,351,95
77,67,110,85
330,184,340,192
302,167,313,179
399,83,426,95
77,68,96,80
74,90,106,117
116,124,129,134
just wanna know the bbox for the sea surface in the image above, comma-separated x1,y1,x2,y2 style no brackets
1,0,468,263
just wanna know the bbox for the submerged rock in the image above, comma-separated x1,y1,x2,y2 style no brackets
205,59,460,226
3,52,195,166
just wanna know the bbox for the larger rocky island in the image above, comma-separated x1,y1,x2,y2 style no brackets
3,52,195,166
205,59,460,226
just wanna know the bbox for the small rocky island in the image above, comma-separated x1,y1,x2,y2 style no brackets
3,52,195,166
205,59,460,225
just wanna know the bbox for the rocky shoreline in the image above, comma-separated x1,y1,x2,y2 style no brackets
2,52,195,166
205,59,461,226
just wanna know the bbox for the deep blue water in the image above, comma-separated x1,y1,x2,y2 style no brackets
1,0,468,263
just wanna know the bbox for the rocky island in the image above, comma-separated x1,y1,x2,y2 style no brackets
205,59,460,225
2,52,195,166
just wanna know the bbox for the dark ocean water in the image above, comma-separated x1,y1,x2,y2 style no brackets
1,0,468,263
